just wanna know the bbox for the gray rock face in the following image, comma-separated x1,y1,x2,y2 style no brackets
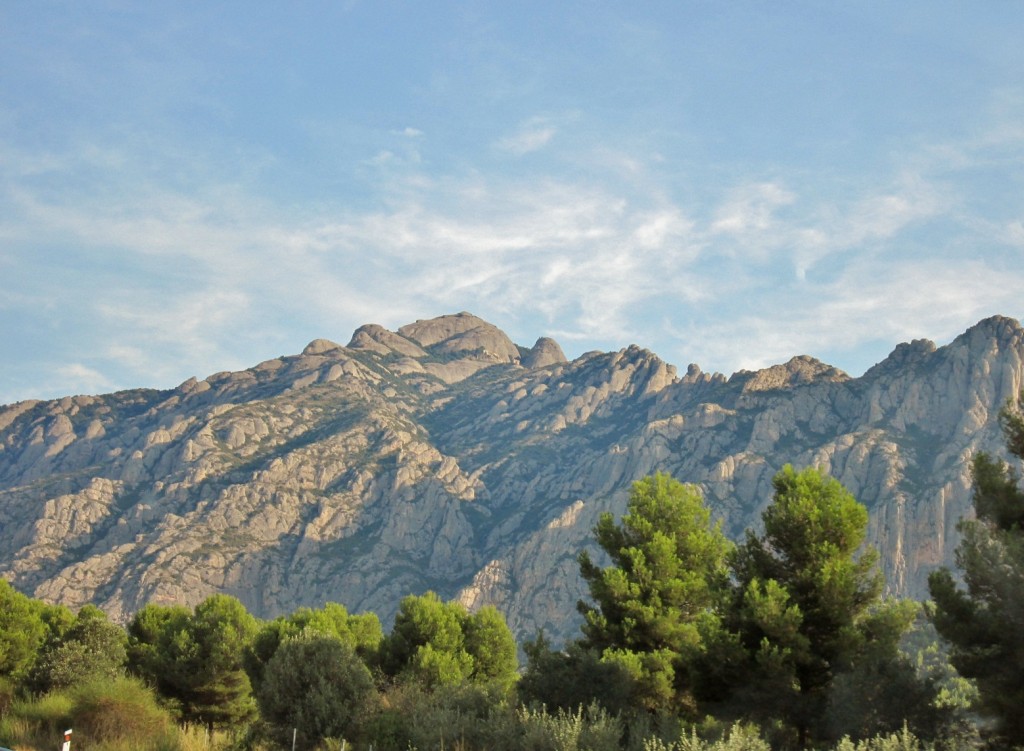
522,337,568,369
1,313,1022,646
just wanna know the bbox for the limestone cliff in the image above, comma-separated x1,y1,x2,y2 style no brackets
1,312,1021,645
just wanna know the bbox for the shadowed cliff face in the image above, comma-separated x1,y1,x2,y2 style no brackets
1,312,1022,645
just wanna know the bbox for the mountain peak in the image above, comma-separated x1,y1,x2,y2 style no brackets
737,355,849,392
395,313,521,363
522,337,567,369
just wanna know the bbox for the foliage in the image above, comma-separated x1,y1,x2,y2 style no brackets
929,395,1024,746
0,578,48,683
68,676,178,749
516,702,622,751
29,604,127,693
518,632,635,715
642,723,771,751
576,473,736,713
256,633,376,750
730,466,922,747
380,591,518,691
364,680,521,751
246,602,382,691
127,595,258,730
464,604,519,692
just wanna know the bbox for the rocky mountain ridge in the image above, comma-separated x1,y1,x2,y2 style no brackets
1,312,1022,644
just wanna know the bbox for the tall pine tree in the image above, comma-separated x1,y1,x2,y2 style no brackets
731,465,917,747
930,397,1024,746
576,473,736,714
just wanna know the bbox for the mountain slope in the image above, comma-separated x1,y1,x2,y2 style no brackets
1,312,1021,644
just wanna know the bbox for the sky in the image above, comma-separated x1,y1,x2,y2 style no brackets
2,2,1023,405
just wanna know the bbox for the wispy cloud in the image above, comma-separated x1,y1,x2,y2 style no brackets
495,117,558,155
2,93,1023,401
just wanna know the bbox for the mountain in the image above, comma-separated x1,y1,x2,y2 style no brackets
1,312,1022,645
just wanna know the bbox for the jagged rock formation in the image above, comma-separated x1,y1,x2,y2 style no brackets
1,312,1022,645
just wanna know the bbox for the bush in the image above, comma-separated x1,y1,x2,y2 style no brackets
67,676,175,748
0,676,14,720
517,703,622,751
0,691,74,751
365,682,521,751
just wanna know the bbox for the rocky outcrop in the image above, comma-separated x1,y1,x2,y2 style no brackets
1,313,1022,646
522,338,568,369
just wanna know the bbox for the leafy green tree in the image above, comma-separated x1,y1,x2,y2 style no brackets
381,592,474,688
257,634,377,750
29,604,127,692
576,473,737,713
380,592,517,691
929,398,1024,746
246,602,382,691
464,605,518,692
126,595,258,730
731,465,918,748
518,631,635,714
0,578,48,684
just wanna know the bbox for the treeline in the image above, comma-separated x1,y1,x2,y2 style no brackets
2,400,1024,751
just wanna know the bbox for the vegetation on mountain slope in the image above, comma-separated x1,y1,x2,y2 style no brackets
7,463,978,751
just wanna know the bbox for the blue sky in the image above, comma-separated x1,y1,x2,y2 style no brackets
2,2,1023,404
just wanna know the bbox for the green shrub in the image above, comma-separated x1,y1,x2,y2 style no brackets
833,725,924,751
0,691,74,751
365,682,522,751
67,677,177,751
517,703,621,751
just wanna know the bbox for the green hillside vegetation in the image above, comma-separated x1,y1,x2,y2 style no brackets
6,391,1024,750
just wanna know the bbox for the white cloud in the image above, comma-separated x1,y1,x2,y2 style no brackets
51,363,115,398
3,97,1024,402
495,117,558,155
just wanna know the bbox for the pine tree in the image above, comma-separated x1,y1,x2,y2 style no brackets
732,465,917,747
929,397,1024,746
576,473,736,713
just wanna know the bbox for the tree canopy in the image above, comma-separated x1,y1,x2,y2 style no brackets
127,594,258,729
379,592,518,692
930,397,1024,746
576,472,736,713
257,633,377,750
731,465,919,747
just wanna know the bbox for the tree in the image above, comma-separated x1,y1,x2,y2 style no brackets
731,465,918,747
0,578,48,684
518,631,635,714
246,602,382,692
463,605,518,693
29,604,127,692
380,592,473,688
380,592,517,691
126,595,258,730
929,398,1024,746
126,602,192,703
257,634,376,750
576,473,737,713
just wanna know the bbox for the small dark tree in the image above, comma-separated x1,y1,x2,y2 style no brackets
930,397,1024,746
257,634,376,750
518,631,635,714
29,604,127,692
